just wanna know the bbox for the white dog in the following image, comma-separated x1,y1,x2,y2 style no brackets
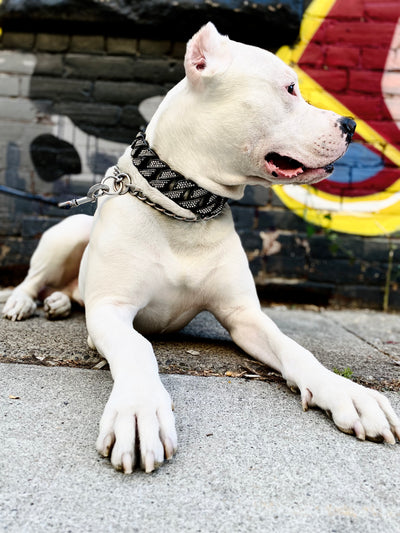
3,23,399,473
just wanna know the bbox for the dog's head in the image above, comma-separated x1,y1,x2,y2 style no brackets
147,23,355,198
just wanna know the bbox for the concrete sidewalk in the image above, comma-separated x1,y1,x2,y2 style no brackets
1,306,400,532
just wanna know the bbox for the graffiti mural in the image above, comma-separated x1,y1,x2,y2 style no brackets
0,49,173,218
275,0,400,236
0,0,304,220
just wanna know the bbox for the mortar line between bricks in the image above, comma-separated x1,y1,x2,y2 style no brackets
322,312,400,364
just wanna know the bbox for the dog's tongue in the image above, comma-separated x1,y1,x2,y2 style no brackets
265,152,304,178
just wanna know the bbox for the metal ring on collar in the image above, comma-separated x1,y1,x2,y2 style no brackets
101,171,132,195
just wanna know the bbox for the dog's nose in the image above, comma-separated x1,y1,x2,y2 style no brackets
339,117,356,142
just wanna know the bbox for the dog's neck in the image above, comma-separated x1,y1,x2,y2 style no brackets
144,79,248,201
129,132,229,221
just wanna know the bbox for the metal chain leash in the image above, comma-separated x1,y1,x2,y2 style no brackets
58,168,204,221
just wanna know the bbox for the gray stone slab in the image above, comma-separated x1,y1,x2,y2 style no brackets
0,308,98,367
264,307,400,387
1,363,399,533
323,309,400,360
0,96,38,121
93,80,166,106
0,120,26,142
0,51,36,75
29,77,92,101
0,75,19,97
1,306,400,389
34,53,64,77
0,305,265,378
187,306,400,387
64,54,135,80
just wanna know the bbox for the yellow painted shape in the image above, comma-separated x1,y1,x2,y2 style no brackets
273,185,400,236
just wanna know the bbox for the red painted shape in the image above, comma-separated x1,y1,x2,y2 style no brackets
304,67,348,92
323,21,393,47
361,47,391,70
300,43,325,67
315,167,400,197
330,0,364,17
325,46,360,68
349,70,383,94
365,2,400,21
337,95,385,120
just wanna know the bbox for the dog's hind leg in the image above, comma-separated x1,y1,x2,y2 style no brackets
2,214,92,321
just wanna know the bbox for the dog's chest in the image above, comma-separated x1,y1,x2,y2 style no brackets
89,199,238,333
133,253,213,334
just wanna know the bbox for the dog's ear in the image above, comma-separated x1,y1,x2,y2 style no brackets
184,22,232,86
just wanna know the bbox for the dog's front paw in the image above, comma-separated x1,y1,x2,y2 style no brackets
44,291,71,319
2,290,37,321
298,371,400,443
96,378,177,474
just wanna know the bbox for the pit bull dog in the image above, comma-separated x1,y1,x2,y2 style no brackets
3,23,399,473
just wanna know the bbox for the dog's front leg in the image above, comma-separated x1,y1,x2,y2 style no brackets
218,304,400,443
86,303,177,473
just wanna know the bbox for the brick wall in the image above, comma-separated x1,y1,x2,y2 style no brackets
0,0,399,310
257,0,400,310
0,32,185,285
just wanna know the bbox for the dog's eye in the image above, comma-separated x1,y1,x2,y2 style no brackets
287,83,296,95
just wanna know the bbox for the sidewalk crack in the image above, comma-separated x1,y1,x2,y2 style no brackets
322,312,400,365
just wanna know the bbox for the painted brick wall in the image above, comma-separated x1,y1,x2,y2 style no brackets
275,0,400,235
0,0,399,310
254,0,400,309
0,34,185,285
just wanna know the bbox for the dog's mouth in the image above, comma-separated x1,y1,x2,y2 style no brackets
265,152,334,180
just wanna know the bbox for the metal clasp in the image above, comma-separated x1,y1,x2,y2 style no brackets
58,166,133,209
58,183,110,209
